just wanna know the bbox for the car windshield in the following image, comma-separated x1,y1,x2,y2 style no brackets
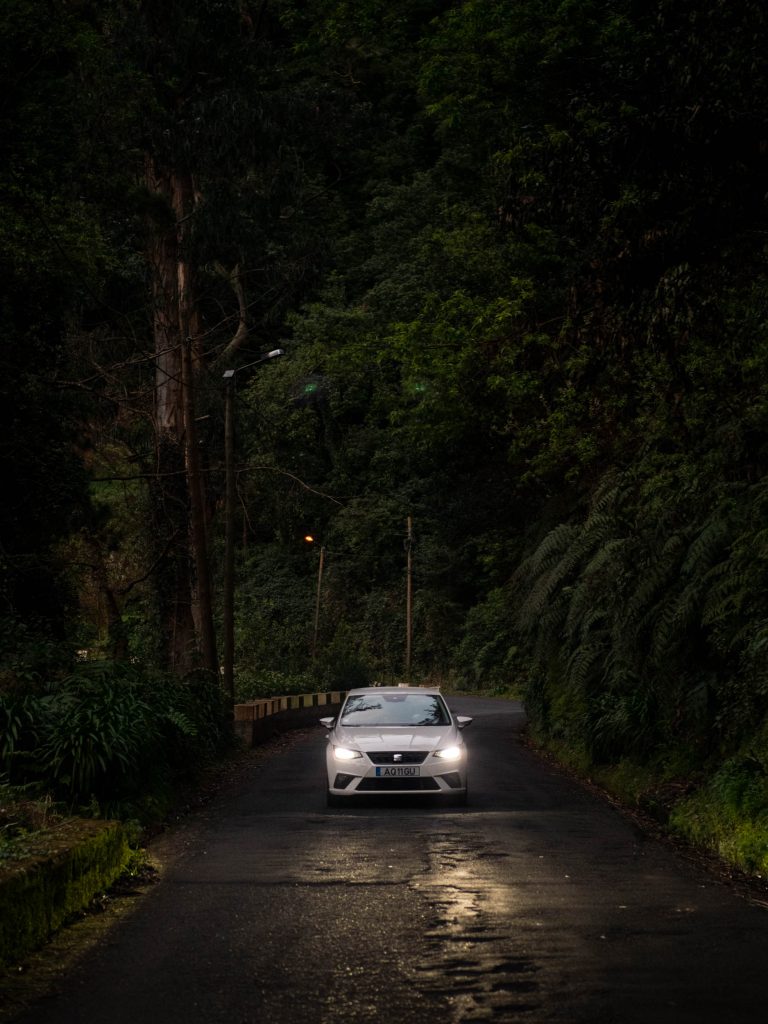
340,692,450,727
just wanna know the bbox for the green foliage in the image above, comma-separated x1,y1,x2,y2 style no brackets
670,748,768,874
0,662,231,817
513,463,768,763
233,670,310,703
0,617,72,692
35,681,151,802
6,0,768,876
312,622,376,691
0,785,57,865
235,2,768,789
229,547,317,682
0,0,134,634
453,588,520,692
0,694,44,777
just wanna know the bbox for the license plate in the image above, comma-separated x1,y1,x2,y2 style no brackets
375,766,420,777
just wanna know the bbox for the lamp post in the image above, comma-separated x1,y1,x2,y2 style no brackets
303,536,326,660
222,349,284,699
312,544,325,660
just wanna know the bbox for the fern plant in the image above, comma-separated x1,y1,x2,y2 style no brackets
513,461,760,764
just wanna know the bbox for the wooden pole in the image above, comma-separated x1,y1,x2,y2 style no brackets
182,336,219,676
405,515,413,681
312,545,325,659
222,372,235,697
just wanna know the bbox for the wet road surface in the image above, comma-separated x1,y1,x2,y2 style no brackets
5,696,768,1023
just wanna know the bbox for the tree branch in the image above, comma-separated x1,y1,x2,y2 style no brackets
211,263,250,368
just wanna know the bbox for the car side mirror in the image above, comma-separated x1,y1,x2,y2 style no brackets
319,717,336,729
456,716,473,729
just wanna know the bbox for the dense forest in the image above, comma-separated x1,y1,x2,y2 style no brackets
2,1,768,868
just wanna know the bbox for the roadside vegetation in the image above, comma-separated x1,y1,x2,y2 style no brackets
0,630,231,833
1,0,767,876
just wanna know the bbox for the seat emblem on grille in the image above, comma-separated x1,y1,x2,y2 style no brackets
393,753,402,762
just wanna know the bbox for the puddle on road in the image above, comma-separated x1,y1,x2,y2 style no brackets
409,831,542,1022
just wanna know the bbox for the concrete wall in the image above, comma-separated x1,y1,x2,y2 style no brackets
0,820,131,967
233,691,346,746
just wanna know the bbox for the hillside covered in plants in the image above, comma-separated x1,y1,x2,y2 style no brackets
2,0,768,867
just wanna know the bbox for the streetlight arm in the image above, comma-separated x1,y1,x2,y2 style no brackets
223,349,284,380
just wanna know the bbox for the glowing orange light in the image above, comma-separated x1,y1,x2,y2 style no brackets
304,535,315,543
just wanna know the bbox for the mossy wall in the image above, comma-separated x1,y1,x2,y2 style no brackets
0,819,131,967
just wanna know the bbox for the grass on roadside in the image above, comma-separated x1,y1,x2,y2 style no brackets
0,788,65,867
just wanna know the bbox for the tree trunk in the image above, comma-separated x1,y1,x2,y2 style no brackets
145,155,205,674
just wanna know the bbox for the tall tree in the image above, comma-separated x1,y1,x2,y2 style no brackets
62,0,345,673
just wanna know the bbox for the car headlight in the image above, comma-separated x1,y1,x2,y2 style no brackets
434,745,463,762
333,746,362,761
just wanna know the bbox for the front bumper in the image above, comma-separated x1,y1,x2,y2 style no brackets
326,751,466,797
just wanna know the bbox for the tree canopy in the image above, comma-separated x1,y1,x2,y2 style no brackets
3,0,768,799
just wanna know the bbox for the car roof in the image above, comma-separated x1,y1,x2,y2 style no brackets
346,685,442,696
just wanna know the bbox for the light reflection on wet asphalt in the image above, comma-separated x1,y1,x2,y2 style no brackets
6,696,768,1024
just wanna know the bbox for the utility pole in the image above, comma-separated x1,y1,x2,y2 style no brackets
405,515,413,681
182,335,219,676
222,369,236,697
312,545,325,660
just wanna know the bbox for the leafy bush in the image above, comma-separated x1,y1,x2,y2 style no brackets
0,662,233,817
36,671,154,801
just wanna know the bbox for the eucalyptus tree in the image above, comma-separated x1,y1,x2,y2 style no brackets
50,0,346,673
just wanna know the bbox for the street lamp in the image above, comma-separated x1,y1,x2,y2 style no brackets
222,348,284,699
303,535,328,660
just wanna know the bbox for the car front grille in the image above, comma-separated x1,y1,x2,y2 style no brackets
366,751,429,765
357,777,440,792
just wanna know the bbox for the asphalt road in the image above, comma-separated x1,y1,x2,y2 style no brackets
6,696,768,1023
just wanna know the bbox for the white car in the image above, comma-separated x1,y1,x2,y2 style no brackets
319,686,472,806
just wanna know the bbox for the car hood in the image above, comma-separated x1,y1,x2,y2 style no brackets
331,727,458,752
